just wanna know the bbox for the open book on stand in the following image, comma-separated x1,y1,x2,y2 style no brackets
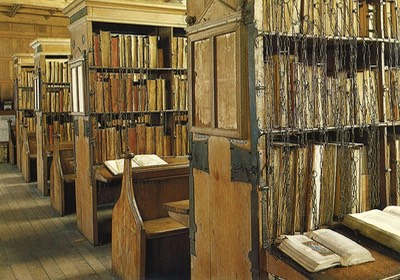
343,206,400,253
104,154,168,175
278,229,375,272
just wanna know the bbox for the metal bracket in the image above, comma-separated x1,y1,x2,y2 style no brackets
190,139,209,173
38,113,43,127
83,120,92,137
230,143,257,184
74,119,79,136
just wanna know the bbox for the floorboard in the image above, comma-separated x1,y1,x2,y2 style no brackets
0,163,117,280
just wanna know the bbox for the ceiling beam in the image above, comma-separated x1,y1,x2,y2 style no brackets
0,12,69,26
15,8,66,18
8,4,21,17
0,0,73,9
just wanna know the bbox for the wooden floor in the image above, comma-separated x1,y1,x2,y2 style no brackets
0,163,118,280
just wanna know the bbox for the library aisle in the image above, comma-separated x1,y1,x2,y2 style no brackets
0,163,117,280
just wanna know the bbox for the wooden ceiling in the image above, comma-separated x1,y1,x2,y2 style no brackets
0,0,185,20
0,0,73,19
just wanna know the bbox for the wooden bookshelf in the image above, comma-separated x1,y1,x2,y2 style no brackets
12,53,34,178
64,0,187,246
187,0,400,279
30,38,71,196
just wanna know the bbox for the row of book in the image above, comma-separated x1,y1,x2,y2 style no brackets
18,89,35,110
46,122,74,145
171,36,188,69
264,55,381,129
264,141,372,242
43,88,71,113
91,73,188,113
382,0,400,39
264,0,397,38
384,67,400,121
45,60,70,84
93,31,187,69
172,74,189,111
23,117,35,132
93,123,188,164
389,134,400,206
19,69,34,88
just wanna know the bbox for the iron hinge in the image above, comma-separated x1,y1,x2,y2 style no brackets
230,143,257,184
84,120,91,137
74,119,79,136
190,139,209,173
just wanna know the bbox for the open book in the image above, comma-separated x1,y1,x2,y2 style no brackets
104,154,168,175
343,206,400,253
278,229,375,272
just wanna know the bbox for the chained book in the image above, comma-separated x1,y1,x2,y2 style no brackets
278,229,375,272
343,206,400,253
104,154,168,175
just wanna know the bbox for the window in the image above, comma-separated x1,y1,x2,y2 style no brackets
69,57,87,115
33,73,40,111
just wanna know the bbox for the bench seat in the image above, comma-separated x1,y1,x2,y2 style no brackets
63,174,75,184
144,217,187,239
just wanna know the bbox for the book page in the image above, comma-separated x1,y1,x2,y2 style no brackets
278,234,341,272
383,205,400,217
133,154,168,167
307,229,375,266
104,158,140,175
104,158,124,175
347,210,400,237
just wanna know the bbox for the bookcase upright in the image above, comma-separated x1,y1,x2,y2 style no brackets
64,0,187,245
187,0,400,279
13,53,34,173
30,38,71,196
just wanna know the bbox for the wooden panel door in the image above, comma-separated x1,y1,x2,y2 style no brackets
187,1,256,279
74,116,97,244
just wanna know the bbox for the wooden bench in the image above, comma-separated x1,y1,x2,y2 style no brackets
21,128,37,183
8,119,16,165
112,154,190,280
50,135,75,216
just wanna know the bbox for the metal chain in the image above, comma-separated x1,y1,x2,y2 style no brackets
258,0,392,247
371,126,381,207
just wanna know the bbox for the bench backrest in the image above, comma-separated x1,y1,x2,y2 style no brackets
60,149,74,175
24,130,37,155
8,120,16,146
54,137,74,177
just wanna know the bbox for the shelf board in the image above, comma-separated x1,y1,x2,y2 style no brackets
89,66,187,72
43,82,70,87
262,122,400,135
91,109,188,116
0,110,15,116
